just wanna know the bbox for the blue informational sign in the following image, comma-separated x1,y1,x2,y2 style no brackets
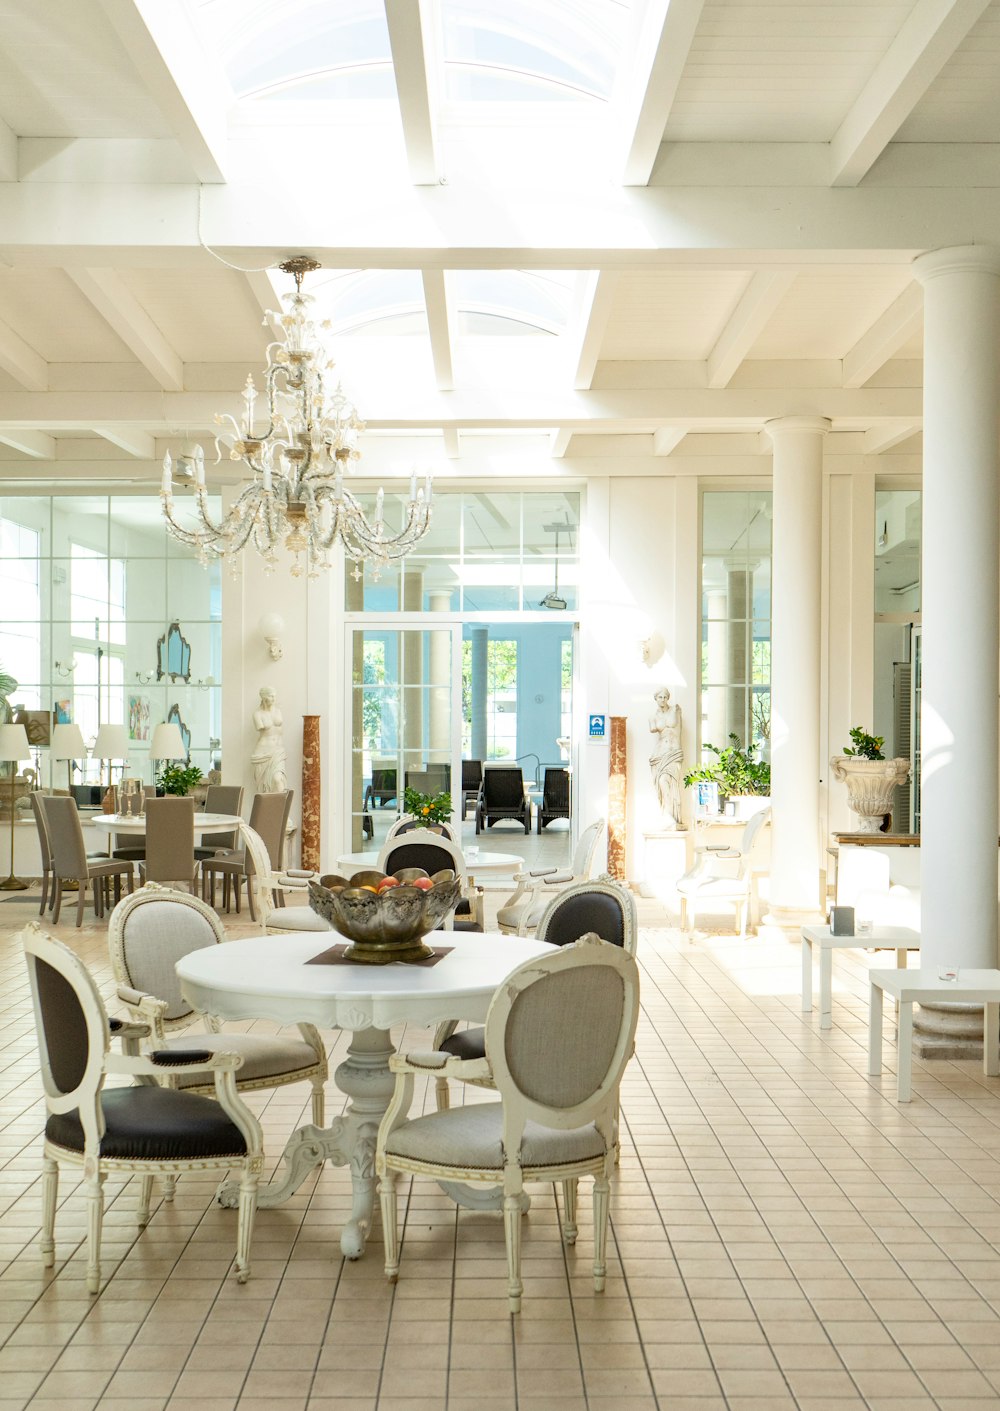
588,713,606,738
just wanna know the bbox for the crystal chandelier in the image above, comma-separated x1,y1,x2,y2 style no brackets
160,257,432,577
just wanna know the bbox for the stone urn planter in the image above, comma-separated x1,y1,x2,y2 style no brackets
830,755,910,833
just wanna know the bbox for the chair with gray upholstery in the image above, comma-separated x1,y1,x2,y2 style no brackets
31,790,108,917
496,817,605,934
43,795,135,927
21,922,263,1293
202,790,291,917
140,796,199,893
193,783,245,863
108,883,328,1123
376,934,640,1312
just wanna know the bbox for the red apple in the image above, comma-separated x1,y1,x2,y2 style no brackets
411,876,434,892
377,877,400,892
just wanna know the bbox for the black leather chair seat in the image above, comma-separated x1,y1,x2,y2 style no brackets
451,918,484,932
439,1026,486,1061
45,1085,248,1160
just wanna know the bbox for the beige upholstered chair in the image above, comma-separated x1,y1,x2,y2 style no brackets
202,790,291,916
193,783,245,863
30,790,109,916
496,817,605,934
108,884,328,1123
377,935,640,1312
377,829,483,930
676,807,770,936
21,923,263,1293
140,796,199,893
43,796,135,927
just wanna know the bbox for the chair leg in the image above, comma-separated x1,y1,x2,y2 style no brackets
679,897,688,931
51,879,62,926
379,1172,400,1282
233,1164,259,1284
161,1176,176,1202
246,879,255,922
562,1179,578,1245
40,1156,58,1267
434,1074,451,1112
93,879,103,921
85,1171,106,1294
38,868,49,918
503,1190,524,1313
76,879,86,928
137,1174,154,1227
310,1078,325,1127
592,1175,610,1293
736,899,747,938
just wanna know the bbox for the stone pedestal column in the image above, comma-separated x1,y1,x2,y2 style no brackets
766,416,829,925
470,627,488,761
913,246,1000,1056
301,715,321,872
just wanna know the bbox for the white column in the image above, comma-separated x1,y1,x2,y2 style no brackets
705,591,728,747
470,627,488,761
767,416,829,921
427,590,451,762
915,247,1000,973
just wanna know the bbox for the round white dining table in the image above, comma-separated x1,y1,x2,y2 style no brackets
337,848,524,884
177,930,552,1258
91,811,243,837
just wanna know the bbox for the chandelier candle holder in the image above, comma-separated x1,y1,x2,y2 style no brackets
161,257,433,577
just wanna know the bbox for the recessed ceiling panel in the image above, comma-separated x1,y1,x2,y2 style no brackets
119,269,269,364
896,4,1000,141
0,269,137,363
600,270,752,360
748,270,918,360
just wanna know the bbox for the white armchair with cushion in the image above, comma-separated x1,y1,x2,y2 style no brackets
376,934,640,1312
108,883,328,1123
496,817,605,934
675,807,770,935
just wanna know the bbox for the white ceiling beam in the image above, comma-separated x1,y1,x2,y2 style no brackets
0,317,47,391
0,429,55,459
442,427,461,458
843,283,923,387
617,0,706,186
66,269,184,392
91,426,157,459
567,273,620,391
550,429,574,458
706,271,796,388
0,116,16,182
830,0,992,187
653,428,686,457
863,420,922,454
244,270,284,331
421,270,454,389
97,0,232,182
384,0,439,184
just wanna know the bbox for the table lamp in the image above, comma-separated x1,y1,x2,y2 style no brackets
149,722,186,786
51,722,88,794
0,723,30,891
93,724,129,785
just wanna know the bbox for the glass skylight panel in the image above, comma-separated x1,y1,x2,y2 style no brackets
452,271,575,336
441,0,629,103
308,271,427,336
196,0,394,101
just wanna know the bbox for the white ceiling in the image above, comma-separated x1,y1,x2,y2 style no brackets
0,0,996,487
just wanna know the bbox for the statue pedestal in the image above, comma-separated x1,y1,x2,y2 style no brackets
639,829,688,899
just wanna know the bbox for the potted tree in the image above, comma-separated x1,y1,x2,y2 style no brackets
683,734,771,820
830,727,909,833
402,785,453,833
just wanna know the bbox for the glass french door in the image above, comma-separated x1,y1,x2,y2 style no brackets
346,619,463,853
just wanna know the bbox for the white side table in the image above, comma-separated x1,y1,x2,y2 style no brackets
801,924,920,1030
868,967,1000,1101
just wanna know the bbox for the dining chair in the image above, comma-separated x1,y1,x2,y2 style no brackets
108,884,328,1123
193,784,245,863
377,829,483,930
496,817,606,934
676,807,770,936
475,765,530,834
43,796,135,927
536,766,571,832
21,922,263,1293
433,877,638,1110
140,797,199,893
377,934,640,1312
202,790,291,917
31,791,111,918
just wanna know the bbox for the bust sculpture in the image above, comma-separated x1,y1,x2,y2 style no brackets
251,686,287,794
649,687,684,827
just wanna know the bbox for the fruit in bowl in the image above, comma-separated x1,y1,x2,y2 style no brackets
308,866,462,964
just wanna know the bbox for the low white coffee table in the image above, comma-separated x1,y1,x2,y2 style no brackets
868,967,1000,1101
801,924,919,1030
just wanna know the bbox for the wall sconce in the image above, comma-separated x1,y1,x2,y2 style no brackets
135,669,156,685
195,675,216,692
259,612,285,661
54,660,75,677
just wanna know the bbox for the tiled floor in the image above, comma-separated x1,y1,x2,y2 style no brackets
2,882,1000,1411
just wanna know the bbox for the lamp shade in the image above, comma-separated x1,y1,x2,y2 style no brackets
50,723,88,760
92,724,129,760
149,723,186,761
0,723,31,764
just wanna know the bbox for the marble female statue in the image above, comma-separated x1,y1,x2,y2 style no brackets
649,687,684,827
251,686,287,794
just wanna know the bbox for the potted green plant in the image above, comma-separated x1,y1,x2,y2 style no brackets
830,727,909,833
402,785,453,831
683,734,770,820
157,762,203,797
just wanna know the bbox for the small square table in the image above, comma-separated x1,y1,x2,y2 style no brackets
801,924,920,1029
868,967,1000,1101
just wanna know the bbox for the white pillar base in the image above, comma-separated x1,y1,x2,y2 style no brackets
912,1002,984,1060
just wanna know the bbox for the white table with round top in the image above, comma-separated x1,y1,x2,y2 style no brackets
91,811,243,839
177,930,552,1258
337,848,524,886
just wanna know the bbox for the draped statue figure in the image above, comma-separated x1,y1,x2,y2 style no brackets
251,686,287,794
649,687,683,827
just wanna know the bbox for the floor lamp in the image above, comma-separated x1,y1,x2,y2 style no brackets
0,723,30,891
